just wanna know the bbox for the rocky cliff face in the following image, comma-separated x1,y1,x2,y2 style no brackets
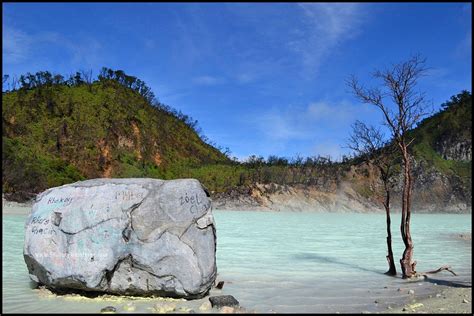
214,182,381,212
435,137,472,161
396,159,471,213
213,156,471,214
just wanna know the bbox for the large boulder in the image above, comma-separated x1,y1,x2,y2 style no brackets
23,178,216,299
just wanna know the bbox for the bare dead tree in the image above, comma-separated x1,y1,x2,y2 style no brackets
80,69,94,91
347,54,431,278
347,120,398,275
419,265,457,277
11,75,19,91
80,69,93,84
2,75,10,92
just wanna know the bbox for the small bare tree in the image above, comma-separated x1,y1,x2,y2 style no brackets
348,54,430,278
81,69,94,92
11,75,19,91
347,120,398,275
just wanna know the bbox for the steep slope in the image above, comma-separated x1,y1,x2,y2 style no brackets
2,75,230,201
406,90,472,211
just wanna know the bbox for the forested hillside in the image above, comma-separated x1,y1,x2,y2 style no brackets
2,69,230,201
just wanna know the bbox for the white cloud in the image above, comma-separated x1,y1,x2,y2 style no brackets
259,110,308,141
251,99,377,159
233,57,288,85
257,100,372,141
236,73,255,84
453,3,472,60
212,4,367,83
307,101,354,121
312,142,347,161
292,3,367,76
2,25,104,69
149,82,191,104
193,75,225,86
171,6,215,69
3,27,32,63
65,37,103,68
144,38,156,49
455,28,472,59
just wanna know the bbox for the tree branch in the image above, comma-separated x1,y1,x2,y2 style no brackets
417,265,457,277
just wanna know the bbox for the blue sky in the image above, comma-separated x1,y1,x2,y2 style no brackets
3,3,472,161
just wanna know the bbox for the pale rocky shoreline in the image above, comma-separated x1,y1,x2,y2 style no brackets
34,285,251,314
381,285,472,314
2,196,34,215
212,183,471,214
4,188,471,214
5,198,470,215
25,275,474,314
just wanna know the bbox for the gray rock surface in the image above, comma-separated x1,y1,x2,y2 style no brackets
209,295,240,308
23,178,216,299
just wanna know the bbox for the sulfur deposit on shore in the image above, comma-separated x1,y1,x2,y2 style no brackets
381,286,472,314
34,286,250,314
33,282,471,314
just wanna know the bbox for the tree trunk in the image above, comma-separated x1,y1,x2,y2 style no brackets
384,188,397,275
400,149,416,278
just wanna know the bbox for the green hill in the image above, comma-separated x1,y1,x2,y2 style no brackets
2,69,230,201
410,90,471,180
402,90,472,210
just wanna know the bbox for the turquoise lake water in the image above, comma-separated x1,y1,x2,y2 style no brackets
2,211,472,313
